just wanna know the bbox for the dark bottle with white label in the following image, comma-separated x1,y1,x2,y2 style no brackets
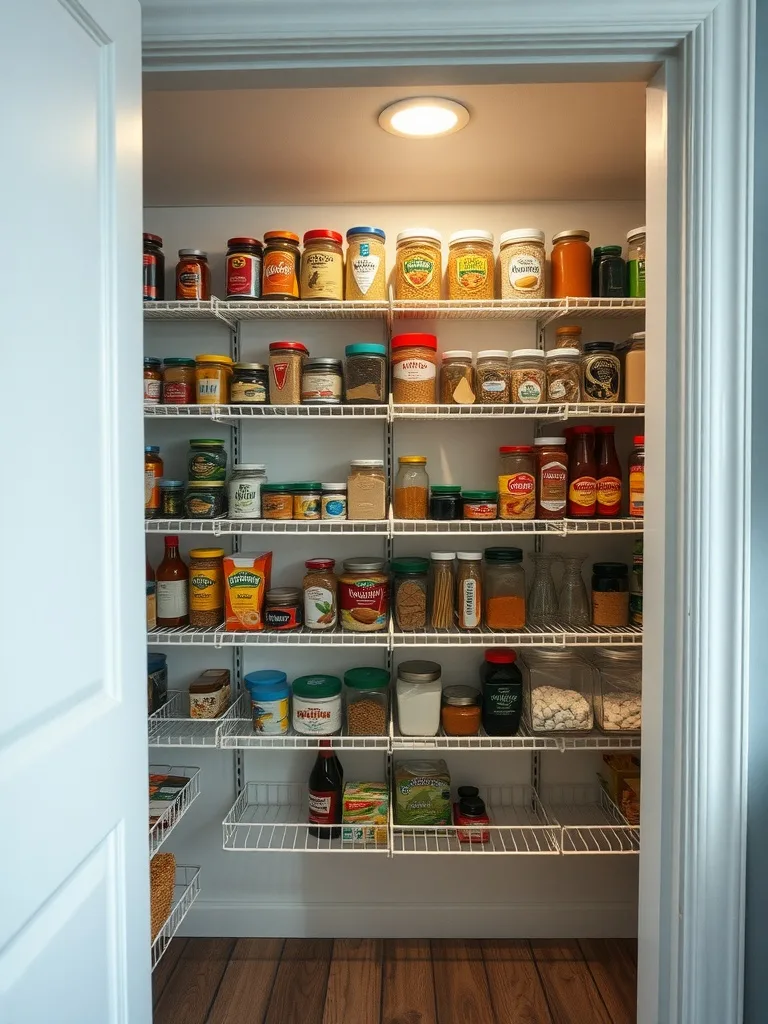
481,648,523,736
308,741,343,839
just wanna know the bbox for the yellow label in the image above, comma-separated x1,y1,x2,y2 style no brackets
223,554,272,630
456,254,489,290
189,568,223,611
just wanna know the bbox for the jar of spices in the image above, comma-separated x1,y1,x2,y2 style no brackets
293,483,322,520
392,557,429,631
498,446,536,520
225,237,263,300
246,671,290,733
555,325,582,351
145,445,163,518
592,562,629,626
345,227,387,302
545,347,581,403
597,245,626,297
143,233,165,301
231,363,269,404
261,483,294,520
160,479,185,518
462,491,498,520
144,358,162,404
396,660,442,736
344,668,389,735
429,552,455,629
395,229,442,301
175,249,210,300
534,437,568,520
184,480,227,519
447,230,495,300
476,350,510,403
301,357,343,405
321,483,347,521
391,333,438,404
624,333,645,403
344,343,387,404
509,350,545,404
456,552,483,630
303,558,338,630
429,485,462,521
338,557,389,633
188,439,227,481
481,649,523,737
441,686,482,736
440,350,476,404
627,227,646,298
582,342,621,403
551,229,592,298
188,548,225,628
394,456,429,519
484,548,526,630
264,588,303,631
162,358,196,404
262,231,300,300
499,229,546,299
301,230,344,300
347,460,387,520
292,675,342,735
195,354,233,405
269,341,307,404
228,465,267,519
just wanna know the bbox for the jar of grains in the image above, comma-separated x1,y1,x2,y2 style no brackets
184,481,227,519
195,354,233,404
395,228,442,301
303,558,338,630
338,557,389,633
545,347,581,403
394,456,429,519
301,357,343,404
344,343,387,403
498,229,546,299
188,548,225,628
261,483,293,520
447,230,495,300
626,226,646,298
391,333,438,404
456,552,483,630
509,349,545,404
225,237,263,300
144,358,162,404
188,439,227,481
345,227,387,301
262,231,300,300
347,460,387,520
344,668,390,735
269,341,308,404
591,562,629,626
292,675,342,735
293,483,322,520
551,229,592,298
484,547,526,630
555,324,582,351
321,483,347,520
498,446,536,520
300,229,344,300
476,350,510,403
392,557,429,631
228,465,267,519
162,358,196,405
231,363,269,404
582,342,621,403
440,350,476,404
176,249,210,300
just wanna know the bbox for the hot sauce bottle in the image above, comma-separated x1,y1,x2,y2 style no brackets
595,425,622,517
567,426,597,517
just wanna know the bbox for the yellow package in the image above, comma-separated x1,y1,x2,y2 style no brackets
223,553,272,631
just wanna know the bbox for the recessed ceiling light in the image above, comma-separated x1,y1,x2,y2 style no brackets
378,97,470,139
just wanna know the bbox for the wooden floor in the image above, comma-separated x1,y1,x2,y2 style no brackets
153,937,637,1024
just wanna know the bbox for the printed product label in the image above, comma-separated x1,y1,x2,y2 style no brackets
143,253,158,300
251,695,289,734
197,376,223,403
339,578,388,632
226,252,261,298
146,584,157,630
225,565,268,629
145,468,160,509
515,374,543,403
629,464,644,517
352,254,380,295
401,253,435,289
628,258,646,298
498,473,536,519
308,789,341,822
301,251,343,298
508,254,542,292
294,496,321,520
156,580,188,619
486,685,522,719
548,379,568,401
569,476,598,510
297,698,342,735
229,480,262,518
322,495,347,520
263,251,298,297
539,460,568,513
189,453,226,481
630,591,643,627
393,358,436,382
597,476,622,516
464,502,497,520
163,380,193,404
481,379,506,395
456,254,489,291
189,569,223,611
264,604,302,630
583,356,620,402
177,269,202,298
460,578,480,628
231,380,266,403
301,371,342,401
304,585,336,629
144,378,161,403
271,361,290,392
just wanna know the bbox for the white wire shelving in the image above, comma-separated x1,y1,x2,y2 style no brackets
390,517,643,536
543,785,640,854
391,725,642,752
148,765,201,855
148,625,390,647
219,696,389,750
144,300,222,321
144,402,388,422
148,690,241,747
145,518,389,536
151,865,201,969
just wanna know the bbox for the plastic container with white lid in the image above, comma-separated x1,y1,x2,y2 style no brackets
395,659,443,736
448,229,494,244
228,465,267,519
499,228,545,244
477,351,510,403
397,227,442,244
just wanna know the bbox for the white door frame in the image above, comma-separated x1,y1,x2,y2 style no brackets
140,3,755,1022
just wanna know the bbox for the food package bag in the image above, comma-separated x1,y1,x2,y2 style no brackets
341,782,389,844
394,759,451,826
223,552,273,631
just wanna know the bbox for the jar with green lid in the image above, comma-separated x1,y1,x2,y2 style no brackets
162,357,196,404
462,491,498,520
392,557,430,631
429,485,462,520
344,343,387,403
344,667,390,735
231,363,268,404
188,439,228,481
185,481,227,519
293,482,322,520
160,480,185,518
597,245,626,298
261,483,294,520
292,674,342,735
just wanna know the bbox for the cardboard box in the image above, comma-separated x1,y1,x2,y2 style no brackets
341,782,389,844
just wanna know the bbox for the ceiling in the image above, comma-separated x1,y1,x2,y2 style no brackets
143,82,646,207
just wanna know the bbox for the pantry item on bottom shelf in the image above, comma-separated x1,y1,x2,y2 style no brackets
582,342,621,403
391,333,439,403
156,535,189,627
392,557,429,631
481,648,523,736
523,650,594,734
189,668,231,718
149,772,190,828
150,853,176,940
293,483,322,521
228,465,268,519
509,350,545,404
347,460,387,520
145,445,163,519
534,437,568,520
441,686,482,736
453,787,491,843
231,363,269,404
195,354,232,404
593,649,642,733
568,426,597,518
499,228,546,299
394,456,429,519
498,446,536,520
223,552,273,631
261,483,294,520
342,783,389,843
293,675,342,735
462,491,498,520
440,351,475,404
148,653,167,713
338,557,389,632
303,557,338,630
144,357,162,404
393,759,451,826
344,343,387,403
447,230,495,300
185,480,227,519
591,562,630,627
455,551,483,630
269,341,308,404
395,660,442,736
162,358,196,405
300,230,344,301
395,229,442,302
346,228,387,302
344,668,390,735
160,480,185,518
309,742,344,838
188,439,228,482
429,485,462,521
484,548,526,630
264,588,303,631
629,436,645,518
430,552,455,630
476,350,510,403
545,347,581,403
188,548,225,628
245,669,290,734
301,357,343,404
321,483,347,521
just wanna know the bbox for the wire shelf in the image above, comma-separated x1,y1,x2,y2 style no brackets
391,402,645,420
219,697,389,750
145,518,389,536
148,766,201,856
223,783,389,853
391,624,643,648
391,297,645,323
148,690,240,747
391,724,641,752
543,785,640,854
144,300,220,321
390,517,643,536
151,865,200,970
144,402,388,422
148,625,390,647
215,299,390,323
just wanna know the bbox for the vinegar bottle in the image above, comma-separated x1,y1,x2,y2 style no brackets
308,741,343,840
595,426,622,517
156,535,189,627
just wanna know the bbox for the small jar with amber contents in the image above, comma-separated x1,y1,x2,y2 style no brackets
175,249,211,300
441,685,482,736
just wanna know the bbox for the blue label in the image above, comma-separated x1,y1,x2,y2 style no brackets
360,242,370,257
324,499,346,518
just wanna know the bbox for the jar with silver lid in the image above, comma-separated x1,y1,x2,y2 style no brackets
228,465,267,519
301,357,343,404
395,659,442,736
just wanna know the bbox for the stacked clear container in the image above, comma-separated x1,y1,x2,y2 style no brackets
521,650,594,735
591,649,642,734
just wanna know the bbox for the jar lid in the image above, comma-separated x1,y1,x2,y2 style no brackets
196,353,234,365
556,325,582,335
485,648,517,664
144,233,163,245
546,347,580,358
627,226,646,240
478,349,509,360
344,667,390,690
264,589,301,605
186,480,226,489
292,674,342,698
303,229,343,245
321,482,347,491
189,547,226,558
350,459,384,468
484,547,523,563
442,684,481,706
232,464,267,472
430,551,457,560
345,343,387,357
347,226,386,240
160,479,185,487
499,228,545,245
397,660,442,682
499,445,534,454
629,332,646,342
592,562,629,577
431,485,461,494
189,438,225,446
261,483,293,492
534,437,566,446
571,425,595,434
163,357,196,367
179,248,207,257
595,425,615,434
145,445,160,453
305,558,335,570
600,245,623,256
510,348,543,360
391,557,430,575
264,230,300,244
633,435,645,445
293,482,322,491
448,229,494,245
342,557,387,572
524,648,580,661
392,333,438,351
234,362,268,371
227,236,263,248
442,350,473,360
462,491,497,500
269,341,309,354
304,357,343,370
144,357,161,367
583,342,616,352
456,551,483,560
399,455,427,464
396,227,442,244
552,229,590,243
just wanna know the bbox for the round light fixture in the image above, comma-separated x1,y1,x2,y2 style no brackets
378,97,470,139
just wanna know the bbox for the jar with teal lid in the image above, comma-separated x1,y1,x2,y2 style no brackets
345,227,387,302
344,342,388,404
160,479,185,517
344,667,390,735
188,439,228,481
292,674,342,735
245,670,290,735
293,482,322,520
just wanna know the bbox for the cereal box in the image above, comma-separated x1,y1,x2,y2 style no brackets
223,552,272,631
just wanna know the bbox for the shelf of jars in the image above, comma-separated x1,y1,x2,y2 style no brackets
144,518,389,536
149,765,201,855
148,690,242,748
218,695,390,750
391,402,645,420
544,785,640,855
151,865,201,969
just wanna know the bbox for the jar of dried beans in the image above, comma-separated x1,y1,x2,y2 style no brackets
509,350,545,404
440,350,475,404
391,333,438,404
447,230,495,300
591,562,629,626
300,229,344,301
392,557,429,631
545,347,581,403
344,343,387,404
188,548,225,628
395,229,442,301
394,456,429,519
344,668,390,734
499,229,546,299
476,350,510,403
484,548,526,630
269,341,308,404
345,227,387,301
498,446,536,520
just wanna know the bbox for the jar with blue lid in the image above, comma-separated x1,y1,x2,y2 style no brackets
245,670,290,735
344,343,388,404
345,228,387,302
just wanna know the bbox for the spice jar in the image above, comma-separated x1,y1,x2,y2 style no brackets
301,357,343,405
144,358,162,404
345,227,387,301
498,446,536,520
592,562,629,626
321,483,347,521
396,660,442,736
394,456,429,519
145,445,163,518
481,649,523,737
395,229,442,301
338,557,389,633
429,485,462,521
555,325,582,351
228,465,267,519
476,350,510,403
629,436,645,518
392,557,429,631
484,548,526,630
261,483,293,520
447,230,495,300
143,233,165,301
627,226,646,298
231,363,268,404
188,548,225,628
301,229,344,300
293,483,322,520
441,686,482,736
624,333,645,403
176,249,210,300
430,552,455,629
160,479,184,518
195,354,233,404
534,437,568,520
162,358,196,404
184,481,227,519
226,237,263,299
551,229,592,298
456,552,483,630
347,460,387,520
391,333,438,404
344,343,387,404
188,439,227,481
509,350,545,404
597,245,626,297
344,668,389,735
499,229,546,299
269,341,308,404
262,231,300,300
582,342,621,403
440,351,475,404
462,491,498,520
264,588,302,631
292,675,342,735
303,558,338,630
545,347,581,403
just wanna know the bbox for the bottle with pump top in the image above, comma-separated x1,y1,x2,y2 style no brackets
308,741,344,839
595,425,622,517
567,426,597,518
156,535,189,627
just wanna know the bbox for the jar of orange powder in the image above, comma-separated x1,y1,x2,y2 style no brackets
484,548,526,630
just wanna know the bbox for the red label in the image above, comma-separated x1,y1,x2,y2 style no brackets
163,381,194,404
226,252,260,297
568,476,597,516
597,475,622,516
308,789,340,826
272,361,289,391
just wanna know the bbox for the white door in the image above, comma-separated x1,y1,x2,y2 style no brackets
0,1,148,1022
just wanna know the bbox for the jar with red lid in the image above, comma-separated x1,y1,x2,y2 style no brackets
226,237,263,299
143,233,164,301
262,231,300,300
498,446,536,520
300,230,344,300
551,229,592,298
391,333,438,404
175,249,211,300
481,648,523,736
269,340,308,404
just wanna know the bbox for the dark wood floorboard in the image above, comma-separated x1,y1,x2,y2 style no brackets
578,939,637,1024
381,939,437,1024
263,939,333,1024
153,938,235,1024
481,939,553,1024
152,938,188,1007
323,939,383,1024
431,939,496,1024
207,939,284,1024
530,940,613,1024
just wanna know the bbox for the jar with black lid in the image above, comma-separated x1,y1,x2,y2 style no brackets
429,485,462,520
265,588,303,631
143,234,165,301
231,363,269,404
226,237,263,300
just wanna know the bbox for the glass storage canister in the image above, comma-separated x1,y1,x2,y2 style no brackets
392,557,429,631
143,233,164,301
498,446,536,520
292,674,342,735
269,340,308,404
300,229,344,300
582,342,621,403
476,350,510,403
145,445,163,518
534,436,568,520
162,358,196,405
301,357,343,405
481,648,524,737
144,357,162,404
293,483,322,521
394,455,429,520
344,343,387,404
624,332,645,403
440,350,475,404
303,558,338,630
551,229,592,298
597,245,626,297
395,228,442,301
188,548,225,628
184,480,227,519
484,547,526,630
264,588,302,631
344,667,390,735
429,485,462,521
545,347,581,403
429,551,455,629
499,228,546,299
338,556,389,633
395,660,442,737
522,650,595,734
321,483,347,521
462,491,498,520
347,460,387,520
592,562,630,626
225,237,263,299
228,464,267,519
176,249,210,300
391,333,438,404
509,349,545,404
160,479,185,518
188,438,227,481
592,648,642,733
261,230,300,300
555,324,582,351
345,227,387,302
195,353,233,404
231,362,268,404
261,483,294,520
447,230,495,300
627,226,646,298
441,686,482,736
456,551,483,630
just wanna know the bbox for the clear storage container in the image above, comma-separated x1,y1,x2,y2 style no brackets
521,650,594,734
592,648,642,734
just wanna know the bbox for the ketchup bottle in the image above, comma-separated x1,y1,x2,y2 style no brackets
308,741,343,839
595,426,622,517
567,426,597,517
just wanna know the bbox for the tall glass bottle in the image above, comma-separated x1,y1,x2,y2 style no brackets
308,741,344,839
567,426,597,518
156,535,189,627
558,554,591,628
527,553,560,628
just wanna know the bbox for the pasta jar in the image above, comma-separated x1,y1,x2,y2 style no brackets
345,227,387,301
263,589,302,631
627,226,646,298
261,483,293,520
551,229,592,298
300,230,344,300
391,333,438,404
555,325,582,351
462,491,498,520
225,237,263,299
509,349,545,404
269,341,308,404
292,675,342,735
195,354,233,404
344,667,390,735
184,480,227,519
591,562,629,627
498,446,536,520
447,230,495,300
262,230,300,300
338,557,389,633
321,483,347,520
582,342,621,403
303,558,338,630
456,552,483,629
144,357,162,404
391,557,429,631
344,343,387,404
293,483,322,521
534,437,568,520
624,333,645,403
144,445,163,518
395,229,442,301
188,548,225,628
347,460,387,520
394,456,429,520
440,350,476,404
175,249,210,300
228,465,267,519
188,438,227,481
162,358,196,405
441,686,482,737
484,548,526,630
499,229,546,299
396,660,442,737
231,362,269,404
143,233,165,301
476,350,510,403
545,347,581,403
301,357,343,404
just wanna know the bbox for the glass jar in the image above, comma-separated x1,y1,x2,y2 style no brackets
555,325,582,351
338,557,389,633
499,229,546,299
392,557,429,631
321,483,347,521
476,350,510,403
395,660,442,736
228,465,267,519
440,350,475,404
391,333,438,404
591,562,630,626
592,649,642,733
597,245,626,297
347,460,387,520
176,249,210,300
162,358,196,405
484,548,526,630
264,588,302,631
509,350,545,404
160,479,185,518
481,648,523,736
498,446,536,520
246,670,290,733
395,229,442,301
269,341,308,404
224,237,262,300
545,347,581,403
261,483,293,520
534,437,568,520
455,551,483,630
184,480,227,519
627,226,646,298
429,485,462,521
144,445,163,518
551,229,592,298
144,357,162,404
522,650,594,734
394,456,429,519
303,558,338,630
231,363,268,404
624,333,645,403
344,667,390,734
262,230,300,300
301,357,343,405
143,233,164,301
301,229,344,300
629,436,645,519
195,354,233,404
447,230,495,300
188,439,227,481
462,491,498,520
344,343,387,404
345,227,387,302
188,548,225,628
292,674,342,735
293,483,322,521
429,552,455,629
441,686,482,736
582,342,621,403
